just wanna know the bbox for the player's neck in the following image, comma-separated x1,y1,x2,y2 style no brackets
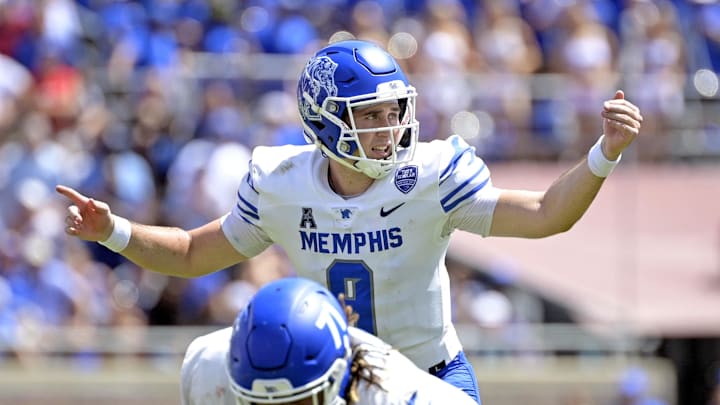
328,161,374,199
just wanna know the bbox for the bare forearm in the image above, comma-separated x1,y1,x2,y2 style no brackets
480,91,640,239
538,157,605,234
121,223,196,276
491,148,616,238
117,219,246,278
538,90,640,234
55,185,246,276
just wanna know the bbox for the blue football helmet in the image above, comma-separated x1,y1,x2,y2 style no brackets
297,40,419,179
227,278,351,405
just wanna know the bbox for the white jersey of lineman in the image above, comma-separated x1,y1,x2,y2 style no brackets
221,135,499,371
180,326,477,405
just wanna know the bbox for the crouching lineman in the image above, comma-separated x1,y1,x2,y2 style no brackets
180,277,477,405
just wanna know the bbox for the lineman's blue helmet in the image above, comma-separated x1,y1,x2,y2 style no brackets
227,278,351,405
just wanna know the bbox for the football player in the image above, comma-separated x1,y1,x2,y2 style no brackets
58,40,642,403
180,277,477,405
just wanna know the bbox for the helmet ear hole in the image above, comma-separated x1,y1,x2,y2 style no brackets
399,129,411,147
398,98,408,118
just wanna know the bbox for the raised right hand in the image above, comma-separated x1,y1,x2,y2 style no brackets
55,185,115,242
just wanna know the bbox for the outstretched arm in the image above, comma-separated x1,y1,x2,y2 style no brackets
489,90,643,238
56,185,248,277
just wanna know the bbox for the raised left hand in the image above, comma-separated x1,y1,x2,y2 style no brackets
601,90,643,160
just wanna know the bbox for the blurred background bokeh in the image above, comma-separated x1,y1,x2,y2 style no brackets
0,0,719,404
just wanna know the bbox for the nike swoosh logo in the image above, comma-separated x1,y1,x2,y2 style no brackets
380,202,405,217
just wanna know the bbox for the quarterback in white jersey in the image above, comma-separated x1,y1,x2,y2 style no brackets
222,133,497,373
181,278,476,405
57,40,642,404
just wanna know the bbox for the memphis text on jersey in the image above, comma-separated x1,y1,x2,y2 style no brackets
299,207,403,254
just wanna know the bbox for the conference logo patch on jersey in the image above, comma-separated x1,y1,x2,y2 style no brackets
332,206,357,229
300,207,317,229
299,56,338,121
394,165,418,194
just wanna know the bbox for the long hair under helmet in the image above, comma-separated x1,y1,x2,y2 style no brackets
297,40,419,179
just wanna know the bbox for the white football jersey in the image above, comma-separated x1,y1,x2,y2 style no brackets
180,326,477,405
180,327,234,405
222,135,499,370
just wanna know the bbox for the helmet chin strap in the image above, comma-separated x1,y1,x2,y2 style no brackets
317,140,392,180
354,159,393,179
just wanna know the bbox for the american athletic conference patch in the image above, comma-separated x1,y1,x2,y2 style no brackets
394,165,418,194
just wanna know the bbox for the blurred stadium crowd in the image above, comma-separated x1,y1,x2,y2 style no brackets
0,0,719,388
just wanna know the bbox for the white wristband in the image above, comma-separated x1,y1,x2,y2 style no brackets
587,135,621,178
99,215,131,252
